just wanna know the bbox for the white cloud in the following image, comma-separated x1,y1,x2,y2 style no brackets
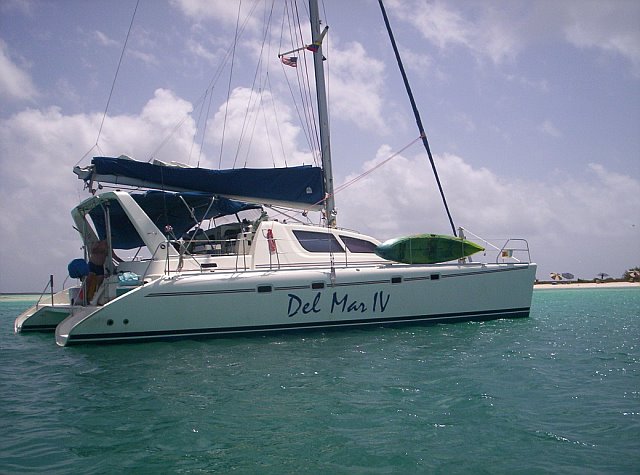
94,29,158,66
506,74,550,93
0,90,200,292
187,38,218,63
337,146,640,280
95,30,119,47
396,47,433,78
538,120,561,138
0,38,38,102
563,0,640,75
387,0,521,64
387,0,640,75
328,41,387,132
452,112,476,133
0,0,33,15
170,0,261,30
208,86,314,169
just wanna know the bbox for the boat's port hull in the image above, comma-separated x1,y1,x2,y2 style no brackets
15,305,72,332
55,262,537,346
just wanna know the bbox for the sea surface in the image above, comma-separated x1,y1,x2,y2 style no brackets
1,289,638,474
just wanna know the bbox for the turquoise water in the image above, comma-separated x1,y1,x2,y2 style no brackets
1,289,638,474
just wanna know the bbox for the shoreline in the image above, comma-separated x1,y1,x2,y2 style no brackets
2,282,638,299
534,282,639,290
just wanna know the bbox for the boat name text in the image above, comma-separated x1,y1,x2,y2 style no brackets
287,290,390,317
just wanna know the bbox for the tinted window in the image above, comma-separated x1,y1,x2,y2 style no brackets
340,235,378,253
293,230,345,253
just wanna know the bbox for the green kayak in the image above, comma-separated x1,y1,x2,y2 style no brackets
375,234,485,264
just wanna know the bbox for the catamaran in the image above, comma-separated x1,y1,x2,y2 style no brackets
15,0,536,346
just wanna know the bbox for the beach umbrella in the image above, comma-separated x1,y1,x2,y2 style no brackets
550,272,562,281
561,273,574,280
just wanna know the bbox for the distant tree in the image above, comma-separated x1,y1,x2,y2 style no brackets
596,273,610,281
624,266,640,282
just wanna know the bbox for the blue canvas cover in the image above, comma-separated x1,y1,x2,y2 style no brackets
89,191,261,249
88,156,325,209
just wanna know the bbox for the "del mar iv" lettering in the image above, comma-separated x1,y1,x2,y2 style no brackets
287,290,390,318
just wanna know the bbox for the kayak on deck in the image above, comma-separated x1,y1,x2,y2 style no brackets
375,234,484,264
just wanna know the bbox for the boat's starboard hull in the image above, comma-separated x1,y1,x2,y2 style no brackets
55,262,536,346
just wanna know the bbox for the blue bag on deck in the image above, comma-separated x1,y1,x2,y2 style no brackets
68,259,89,279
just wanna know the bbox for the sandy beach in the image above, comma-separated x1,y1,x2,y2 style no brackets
534,282,640,290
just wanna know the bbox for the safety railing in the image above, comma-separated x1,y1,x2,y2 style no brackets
496,239,531,264
459,227,532,264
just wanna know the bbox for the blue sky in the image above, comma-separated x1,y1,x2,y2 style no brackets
1,0,639,292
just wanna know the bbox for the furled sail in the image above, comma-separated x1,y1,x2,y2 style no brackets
74,156,325,210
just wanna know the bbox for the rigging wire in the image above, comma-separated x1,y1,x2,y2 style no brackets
279,0,320,167
197,90,216,167
293,1,322,164
258,93,279,167
378,0,457,236
189,1,260,167
265,72,290,167
187,90,207,165
76,0,140,167
331,135,422,201
218,1,244,169
232,0,275,168
287,135,422,223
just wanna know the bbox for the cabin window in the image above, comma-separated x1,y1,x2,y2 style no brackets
339,235,378,253
293,230,345,253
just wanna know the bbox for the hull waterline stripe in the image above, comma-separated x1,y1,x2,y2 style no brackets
65,307,530,343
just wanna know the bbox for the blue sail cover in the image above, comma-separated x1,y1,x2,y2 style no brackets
89,191,261,249
88,156,325,210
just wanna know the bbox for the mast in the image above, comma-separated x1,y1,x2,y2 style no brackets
378,0,457,236
309,0,336,227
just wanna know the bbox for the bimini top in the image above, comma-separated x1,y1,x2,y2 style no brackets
88,191,261,249
74,156,325,211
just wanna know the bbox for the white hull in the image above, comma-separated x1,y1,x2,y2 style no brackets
55,262,536,346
